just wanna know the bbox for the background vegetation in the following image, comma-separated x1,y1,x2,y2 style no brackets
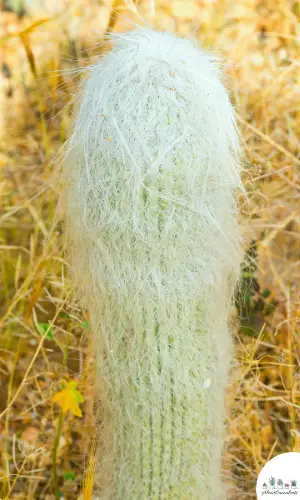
0,0,299,498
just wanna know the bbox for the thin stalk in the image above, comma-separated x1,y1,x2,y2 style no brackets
52,409,63,499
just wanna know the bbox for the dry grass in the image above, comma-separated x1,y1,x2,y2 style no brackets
0,0,299,498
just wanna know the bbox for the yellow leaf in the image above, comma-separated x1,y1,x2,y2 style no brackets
52,380,84,417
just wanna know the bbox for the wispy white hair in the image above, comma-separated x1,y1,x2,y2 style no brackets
61,27,243,499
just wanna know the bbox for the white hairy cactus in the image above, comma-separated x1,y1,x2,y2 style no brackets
61,28,243,499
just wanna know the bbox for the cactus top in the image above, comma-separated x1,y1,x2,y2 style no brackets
63,28,243,312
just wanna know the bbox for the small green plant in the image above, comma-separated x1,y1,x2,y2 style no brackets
38,322,54,340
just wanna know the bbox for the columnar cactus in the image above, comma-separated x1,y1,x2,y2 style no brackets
61,28,243,499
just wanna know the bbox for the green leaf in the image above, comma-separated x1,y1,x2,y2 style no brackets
63,470,76,481
58,311,69,319
81,321,90,331
38,322,54,340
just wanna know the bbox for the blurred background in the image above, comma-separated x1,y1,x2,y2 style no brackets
0,0,299,498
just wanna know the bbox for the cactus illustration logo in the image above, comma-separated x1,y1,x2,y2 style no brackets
257,453,300,497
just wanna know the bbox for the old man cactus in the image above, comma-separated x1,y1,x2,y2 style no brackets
61,28,243,499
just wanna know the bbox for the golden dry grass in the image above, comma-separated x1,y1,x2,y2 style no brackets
0,0,299,498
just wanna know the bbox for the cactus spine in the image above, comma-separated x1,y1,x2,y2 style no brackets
61,28,243,499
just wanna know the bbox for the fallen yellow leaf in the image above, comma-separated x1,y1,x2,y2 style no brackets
52,380,84,417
